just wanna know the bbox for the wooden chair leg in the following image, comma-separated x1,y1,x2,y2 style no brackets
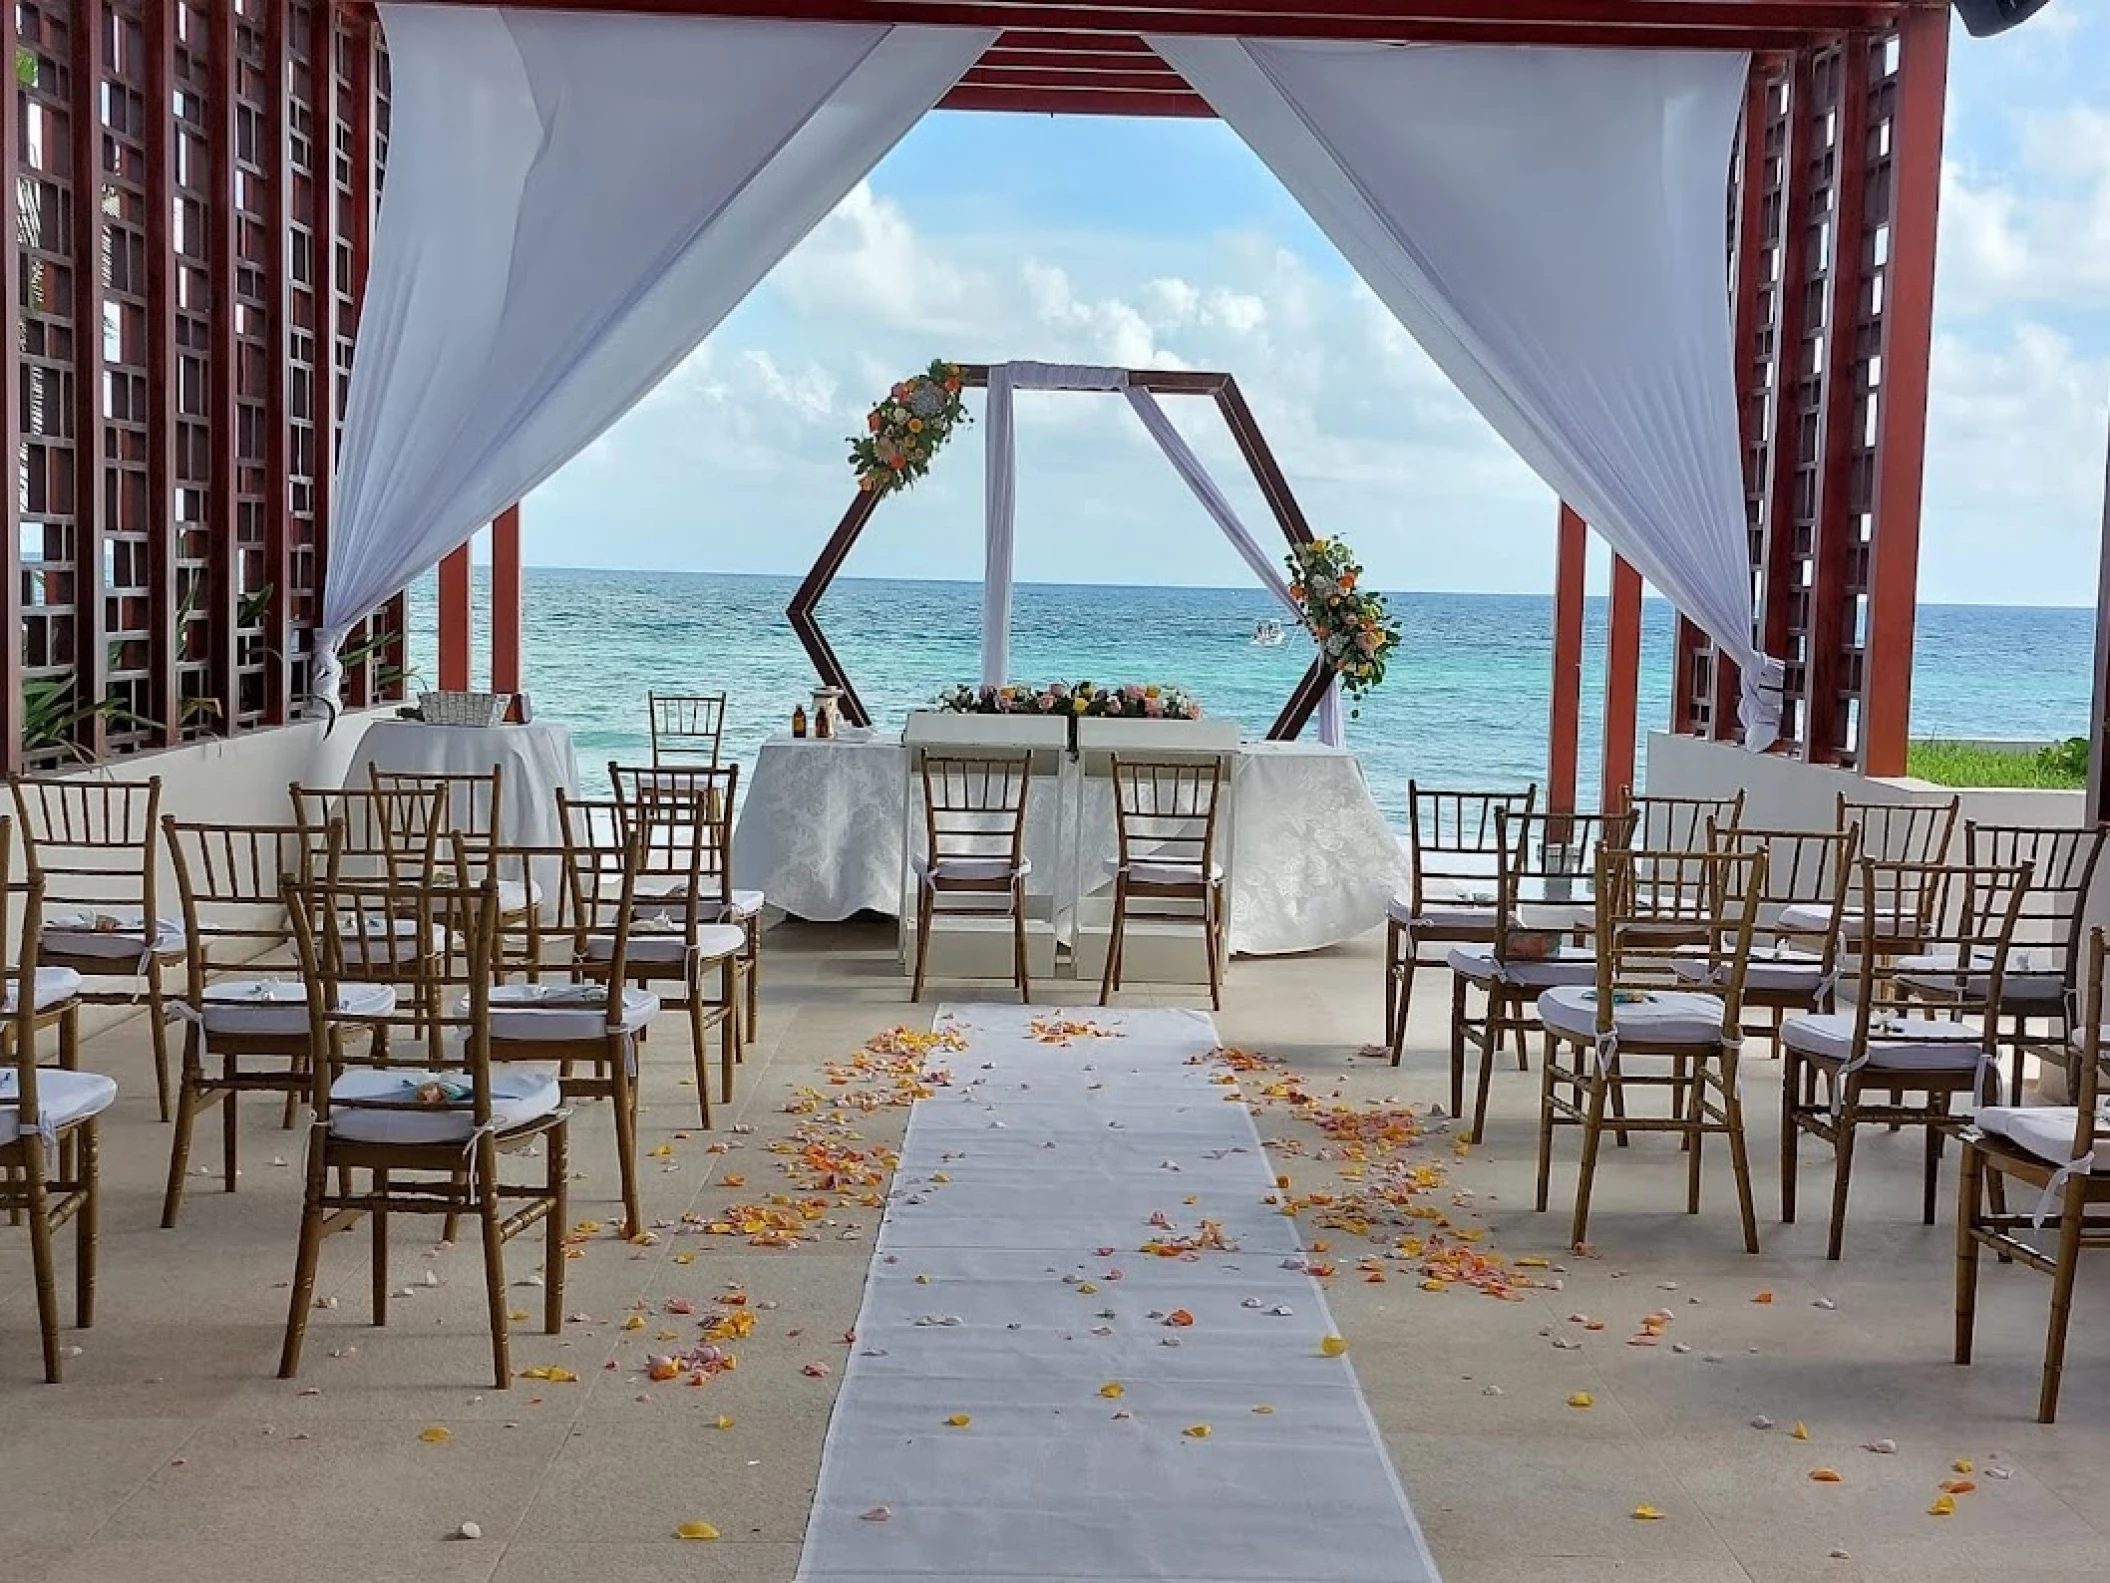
1534,1033,1560,1214
161,1051,203,1229
1394,932,1420,1054
1202,888,1223,1013
1382,920,1401,1053
1684,1058,1707,1215
222,1076,240,1193
1779,1052,1800,1224
371,1167,391,1326
25,1154,63,1382
1922,1093,1946,1227
1471,989,1504,1147
76,1121,100,1327
1012,877,1031,1005
1099,878,1126,1007
2038,1186,2087,1423
686,982,713,1129
1825,1088,1859,1262
720,960,738,1105
743,917,760,1047
279,1150,329,1379
910,882,934,1004
146,971,174,1123
477,1144,512,1392
612,1060,644,1236
1447,974,1468,1117
1953,1143,1985,1367
1722,1054,1759,1255
1570,1055,1615,1252
545,1122,569,1335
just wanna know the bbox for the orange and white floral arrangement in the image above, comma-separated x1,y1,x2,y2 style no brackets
847,359,969,497
1286,536,1400,713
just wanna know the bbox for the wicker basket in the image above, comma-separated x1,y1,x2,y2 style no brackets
418,690,511,727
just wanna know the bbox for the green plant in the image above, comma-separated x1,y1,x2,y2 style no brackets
2037,736,2090,782
1906,739,2086,791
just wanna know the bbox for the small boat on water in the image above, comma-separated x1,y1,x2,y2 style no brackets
1252,619,1285,647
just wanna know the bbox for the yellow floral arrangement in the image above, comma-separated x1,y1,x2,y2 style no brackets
1286,536,1400,713
848,360,969,497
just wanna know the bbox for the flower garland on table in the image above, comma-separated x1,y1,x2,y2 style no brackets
847,360,969,497
1286,536,1401,715
933,681,1202,720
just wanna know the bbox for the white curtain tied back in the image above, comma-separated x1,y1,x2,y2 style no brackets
981,361,1344,747
1154,38,1783,749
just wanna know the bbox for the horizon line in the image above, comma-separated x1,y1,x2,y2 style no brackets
427,563,2101,615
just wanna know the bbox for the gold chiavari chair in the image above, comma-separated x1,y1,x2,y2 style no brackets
1618,788,1746,854
1900,821,2107,1102
1386,783,1539,1064
1099,755,1229,1010
1535,843,1767,1254
1674,824,1858,1054
10,775,181,1119
1780,857,2029,1260
277,840,570,1387
600,774,745,1120
289,782,451,1017
1779,795,1960,946
369,766,544,959
1447,807,1631,1143
910,752,1034,1004
609,761,762,1048
160,818,397,1228
2,827,111,1382
1957,927,2110,1424
648,691,729,769
484,793,667,1234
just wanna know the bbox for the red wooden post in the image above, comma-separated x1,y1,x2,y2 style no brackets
1600,554,1643,815
0,1,23,772
207,0,240,733
437,543,473,692
70,0,109,760
1861,11,1948,778
145,3,181,746
491,506,524,695
1547,503,1587,815
263,0,292,724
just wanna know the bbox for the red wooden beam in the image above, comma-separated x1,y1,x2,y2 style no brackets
264,0,294,725
207,0,241,733
437,542,473,692
1802,35,1869,766
1601,553,1643,815
1548,503,1586,816
490,506,524,695
978,46,1181,72
311,0,343,716
70,0,109,760
146,0,182,747
1760,51,1816,755
940,83,1213,116
0,0,21,772
1861,10,1946,779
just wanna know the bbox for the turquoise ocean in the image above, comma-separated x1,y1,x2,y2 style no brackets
406,569,2094,823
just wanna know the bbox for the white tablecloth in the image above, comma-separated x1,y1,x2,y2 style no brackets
732,733,1406,956
347,720,580,896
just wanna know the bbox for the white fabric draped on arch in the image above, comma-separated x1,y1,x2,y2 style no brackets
979,361,1346,747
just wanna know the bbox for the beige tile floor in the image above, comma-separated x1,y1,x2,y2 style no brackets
4,919,2106,1582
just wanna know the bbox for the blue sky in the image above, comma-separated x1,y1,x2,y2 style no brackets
523,11,2110,607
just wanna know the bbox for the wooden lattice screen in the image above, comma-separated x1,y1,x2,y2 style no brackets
4,0,401,774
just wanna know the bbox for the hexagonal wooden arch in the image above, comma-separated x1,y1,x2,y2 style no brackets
788,364,1332,739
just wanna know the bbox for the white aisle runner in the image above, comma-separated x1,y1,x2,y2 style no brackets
797,1004,1440,1583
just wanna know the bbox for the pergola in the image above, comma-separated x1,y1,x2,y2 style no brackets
2,0,1968,811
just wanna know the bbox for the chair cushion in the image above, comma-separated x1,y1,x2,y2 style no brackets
1973,1106,2110,1173
1779,1012,1987,1070
334,914,450,963
915,855,1031,884
42,910,184,960
1388,895,1502,932
1537,985,1731,1047
2,967,85,1014
1447,943,1596,989
325,1065,563,1145
1896,946,2064,1004
1775,902,1840,936
1107,857,1224,887
587,922,746,966
631,885,765,921
0,1067,118,1144
495,878,545,915
482,982,658,1041
1670,945,1828,998
198,979,397,1037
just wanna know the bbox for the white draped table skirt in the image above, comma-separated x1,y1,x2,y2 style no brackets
732,734,1405,957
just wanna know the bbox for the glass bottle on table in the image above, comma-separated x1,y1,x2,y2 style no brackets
814,703,833,739
791,705,807,739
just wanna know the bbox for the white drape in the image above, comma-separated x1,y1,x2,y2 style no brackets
980,362,1345,747
1154,39,1784,749
313,6,991,708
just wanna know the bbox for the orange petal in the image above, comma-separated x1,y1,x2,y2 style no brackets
1940,1479,1977,1496
1752,1291,1775,1305
1809,1469,1844,1483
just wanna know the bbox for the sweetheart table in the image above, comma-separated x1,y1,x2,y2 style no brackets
732,731,1406,956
